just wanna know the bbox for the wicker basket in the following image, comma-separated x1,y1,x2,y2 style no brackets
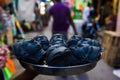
102,31,120,68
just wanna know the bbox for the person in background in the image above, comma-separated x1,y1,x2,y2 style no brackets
34,2,42,31
48,0,77,38
82,3,95,23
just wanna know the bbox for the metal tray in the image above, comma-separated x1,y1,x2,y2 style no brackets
19,60,98,76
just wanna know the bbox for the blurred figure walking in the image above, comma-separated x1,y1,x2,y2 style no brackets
48,0,77,38
34,2,42,31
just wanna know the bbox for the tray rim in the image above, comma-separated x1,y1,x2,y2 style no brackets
19,59,100,76
19,59,98,69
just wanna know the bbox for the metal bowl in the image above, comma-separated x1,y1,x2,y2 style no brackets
19,60,98,76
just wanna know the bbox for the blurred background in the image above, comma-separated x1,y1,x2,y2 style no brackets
0,0,120,80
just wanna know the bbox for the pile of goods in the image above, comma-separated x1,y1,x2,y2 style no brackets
12,34,102,66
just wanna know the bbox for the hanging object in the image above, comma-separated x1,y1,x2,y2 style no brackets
2,66,13,80
0,45,16,80
15,19,26,39
79,4,84,10
6,57,16,74
11,15,17,36
18,0,36,22
6,24,14,46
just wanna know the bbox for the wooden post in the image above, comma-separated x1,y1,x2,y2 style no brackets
113,0,118,14
116,0,120,32
97,0,101,14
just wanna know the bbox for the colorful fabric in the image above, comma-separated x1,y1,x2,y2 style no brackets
0,44,16,80
6,57,16,74
15,19,25,39
2,66,13,80
0,45,7,69
11,15,17,36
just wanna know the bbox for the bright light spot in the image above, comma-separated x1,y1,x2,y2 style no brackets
50,2,54,6
40,2,45,7
46,0,50,1
40,11,45,15
40,7,46,11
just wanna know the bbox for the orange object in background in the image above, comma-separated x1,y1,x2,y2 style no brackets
0,0,13,5
71,11,74,17
79,4,84,10
6,57,16,74
0,0,6,3
71,0,75,3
